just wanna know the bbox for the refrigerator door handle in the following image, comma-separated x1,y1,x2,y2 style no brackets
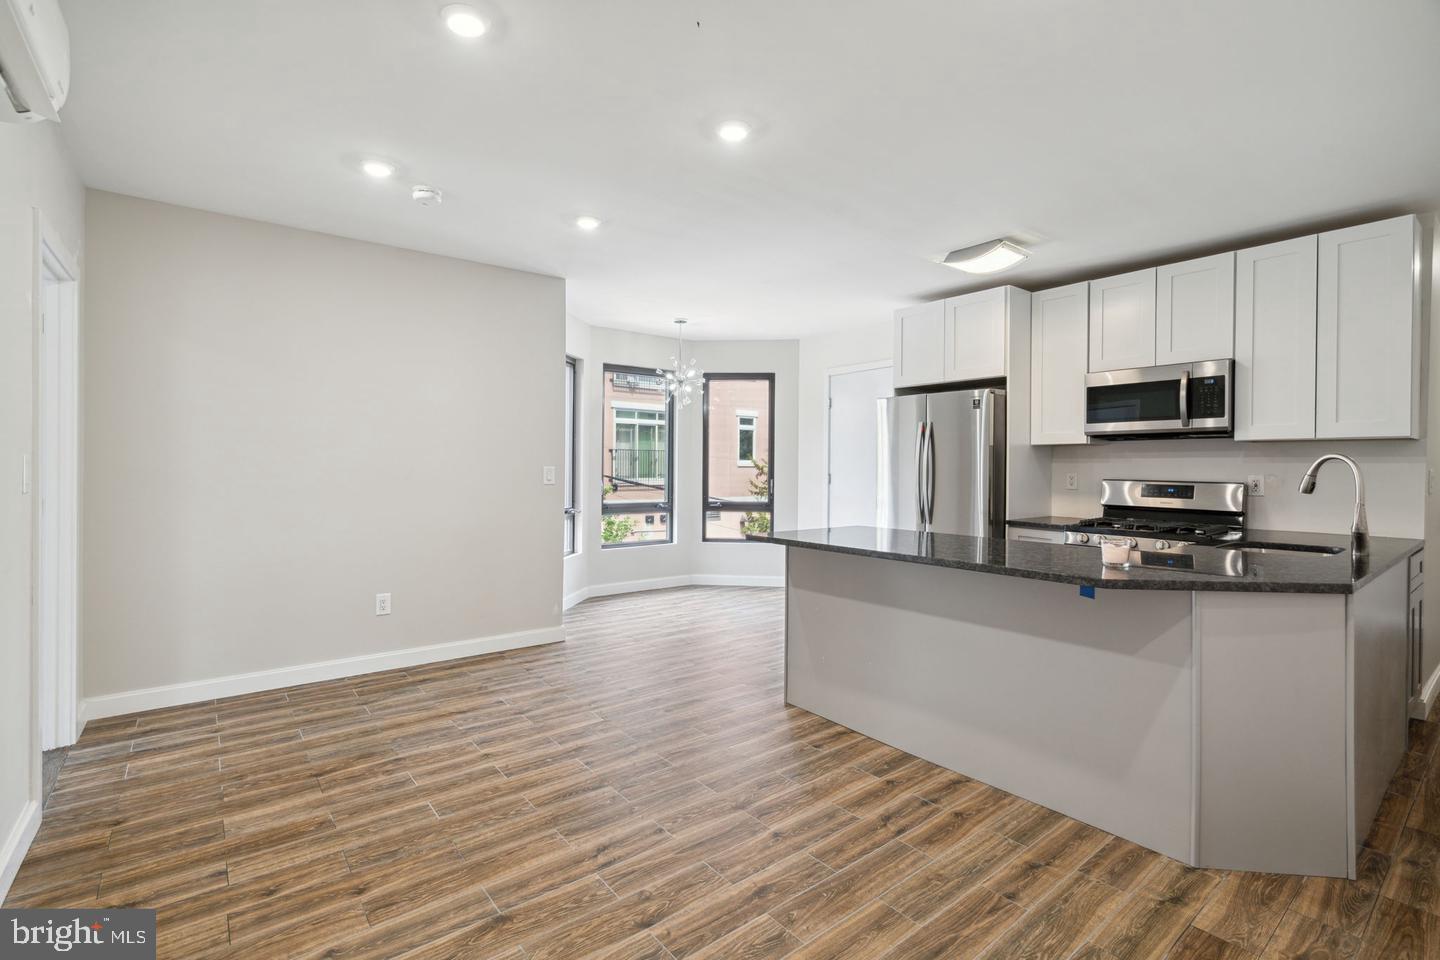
926,421,936,529
914,420,927,527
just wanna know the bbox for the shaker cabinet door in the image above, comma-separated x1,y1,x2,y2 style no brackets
1156,251,1235,364
1030,282,1090,445
1316,215,1421,439
1088,268,1156,372
1234,236,1317,441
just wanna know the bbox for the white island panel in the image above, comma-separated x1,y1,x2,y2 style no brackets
786,548,1195,861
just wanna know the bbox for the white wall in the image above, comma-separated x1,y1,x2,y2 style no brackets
564,319,798,602
796,321,892,529
0,122,84,899
81,192,566,709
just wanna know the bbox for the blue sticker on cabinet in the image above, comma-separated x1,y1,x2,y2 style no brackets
1078,585,1096,599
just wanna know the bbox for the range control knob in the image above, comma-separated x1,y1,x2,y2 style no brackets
1073,533,1090,544
1153,540,1171,551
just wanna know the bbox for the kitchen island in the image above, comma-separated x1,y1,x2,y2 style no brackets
751,525,1423,879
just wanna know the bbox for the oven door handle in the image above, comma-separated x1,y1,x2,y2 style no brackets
1178,370,1190,428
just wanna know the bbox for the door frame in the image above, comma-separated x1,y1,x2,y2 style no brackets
824,361,891,528
34,210,80,750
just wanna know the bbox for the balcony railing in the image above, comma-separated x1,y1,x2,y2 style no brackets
608,447,667,485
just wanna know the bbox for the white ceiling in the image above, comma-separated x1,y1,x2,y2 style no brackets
57,0,1440,339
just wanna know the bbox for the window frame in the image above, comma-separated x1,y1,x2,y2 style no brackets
701,373,776,543
601,363,675,549
564,356,579,556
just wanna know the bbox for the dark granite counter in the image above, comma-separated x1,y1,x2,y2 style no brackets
1006,516,1086,530
750,525,1422,594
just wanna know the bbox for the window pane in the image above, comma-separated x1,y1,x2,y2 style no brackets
603,365,672,547
601,509,670,546
703,375,773,541
705,511,771,540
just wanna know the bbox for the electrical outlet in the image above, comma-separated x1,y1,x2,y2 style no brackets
375,593,392,616
543,465,557,485
1064,472,1079,491
1247,475,1265,497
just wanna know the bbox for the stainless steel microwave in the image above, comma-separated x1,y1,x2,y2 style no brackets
1084,359,1233,439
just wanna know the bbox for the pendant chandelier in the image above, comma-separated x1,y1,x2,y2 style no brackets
658,318,703,407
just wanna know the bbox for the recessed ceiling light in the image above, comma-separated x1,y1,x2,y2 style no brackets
942,239,1029,274
716,121,751,144
575,216,602,231
361,160,395,179
441,4,487,38
412,185,443,206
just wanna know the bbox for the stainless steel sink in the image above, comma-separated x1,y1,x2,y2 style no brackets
1218,541,1345,555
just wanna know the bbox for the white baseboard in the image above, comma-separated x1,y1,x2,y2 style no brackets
82,625,565,722
0,799,41,906
1413,661,1440,721
565,574,784,609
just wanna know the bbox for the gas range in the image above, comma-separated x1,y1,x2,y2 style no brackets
1063,480,1248,555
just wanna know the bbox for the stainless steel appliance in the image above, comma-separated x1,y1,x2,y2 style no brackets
877,388,1005,536
1063,479,1248,576
1085,359,1233,439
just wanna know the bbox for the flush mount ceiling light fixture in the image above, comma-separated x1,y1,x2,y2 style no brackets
941,239,1029,274
575,215,602,231
716,120,751,144
361,159,395,179
440,4,487,38
412,184,443,206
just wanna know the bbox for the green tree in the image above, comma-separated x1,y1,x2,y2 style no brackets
741,459,771,536
601,482,636,544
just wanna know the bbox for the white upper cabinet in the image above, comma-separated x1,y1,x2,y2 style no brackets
1316,214,1421,439
893,300,946,388
1088,268,1157,371
1156,252,1235,364
1030,282,1090,446
944,287,1008,383
1234,235,1317,441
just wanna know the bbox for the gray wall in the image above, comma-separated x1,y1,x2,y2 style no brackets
0,121,84,882
81,192,565,699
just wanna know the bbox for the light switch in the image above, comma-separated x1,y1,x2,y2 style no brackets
543,466,557,485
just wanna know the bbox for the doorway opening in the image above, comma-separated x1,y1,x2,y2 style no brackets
37,216,80,751
826,364,892,528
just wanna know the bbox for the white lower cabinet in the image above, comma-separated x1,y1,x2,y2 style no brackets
1029,282,1089,445
1316,214,1421,439
1234,236,1317,441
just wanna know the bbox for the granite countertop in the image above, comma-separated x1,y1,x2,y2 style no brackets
750,525,1422,594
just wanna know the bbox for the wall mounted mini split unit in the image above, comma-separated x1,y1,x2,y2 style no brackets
0,0,69,123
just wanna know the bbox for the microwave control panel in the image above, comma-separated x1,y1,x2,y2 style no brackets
1189,376,1227,419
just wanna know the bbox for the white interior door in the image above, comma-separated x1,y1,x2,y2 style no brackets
827,365,892,527
38,230,80,750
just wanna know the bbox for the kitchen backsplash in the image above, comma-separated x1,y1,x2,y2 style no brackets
1049,438,1426,538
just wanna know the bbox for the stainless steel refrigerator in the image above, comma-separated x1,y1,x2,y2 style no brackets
877,388,1006,536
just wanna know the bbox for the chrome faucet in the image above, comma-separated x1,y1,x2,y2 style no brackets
1298,454,1368,557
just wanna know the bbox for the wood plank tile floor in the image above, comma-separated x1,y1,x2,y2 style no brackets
8,585,1440,959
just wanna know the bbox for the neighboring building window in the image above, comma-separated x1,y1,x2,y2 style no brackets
737,413,756,465
601,364,673,547
703,374,774,541
564,357,578,555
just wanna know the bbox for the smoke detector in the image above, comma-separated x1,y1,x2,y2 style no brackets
411,185,443,207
